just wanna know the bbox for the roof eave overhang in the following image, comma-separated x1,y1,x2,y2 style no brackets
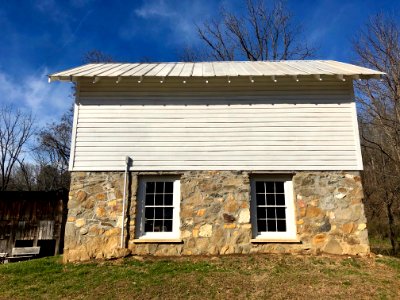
48,73,385,84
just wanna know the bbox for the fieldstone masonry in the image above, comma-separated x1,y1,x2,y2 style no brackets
64,171,369,262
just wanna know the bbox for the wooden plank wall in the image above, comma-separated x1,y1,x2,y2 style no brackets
71,78,363,171
0,190,68,256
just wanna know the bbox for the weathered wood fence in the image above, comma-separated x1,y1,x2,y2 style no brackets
0,190,68,257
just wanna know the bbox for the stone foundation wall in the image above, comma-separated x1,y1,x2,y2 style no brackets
64,171,369,262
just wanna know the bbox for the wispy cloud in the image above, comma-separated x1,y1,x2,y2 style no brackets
0,68,72,126
121,0,217,46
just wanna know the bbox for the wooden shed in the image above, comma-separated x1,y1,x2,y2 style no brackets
49,60,383,262
0,190,68,258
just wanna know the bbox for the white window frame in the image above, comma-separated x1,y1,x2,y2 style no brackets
135,176,180,240
250,175,297,241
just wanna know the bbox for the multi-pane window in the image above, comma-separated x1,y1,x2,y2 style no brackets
255,181,287,233
251,177,296,240
144,181,174,233
136,177,180,239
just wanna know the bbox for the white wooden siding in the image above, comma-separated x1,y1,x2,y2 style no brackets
70,79,363,171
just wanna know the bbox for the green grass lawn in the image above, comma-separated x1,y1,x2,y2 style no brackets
0,254,399,299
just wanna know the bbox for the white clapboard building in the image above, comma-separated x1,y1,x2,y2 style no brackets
50,60,383,261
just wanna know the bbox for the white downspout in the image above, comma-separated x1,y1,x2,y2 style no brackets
120,156,130,248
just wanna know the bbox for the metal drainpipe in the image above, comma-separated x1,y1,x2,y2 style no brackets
120,156,130,248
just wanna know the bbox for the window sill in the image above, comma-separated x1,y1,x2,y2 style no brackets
133,239,183,244
250,238,301,243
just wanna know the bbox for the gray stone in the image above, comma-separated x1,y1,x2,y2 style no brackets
323,239,343,255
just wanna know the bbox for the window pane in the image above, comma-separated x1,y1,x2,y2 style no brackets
164,220,173,232
165,182,173,193
145,194,154,205
256,193,266,206
155,182,164,193
276,208,286,219
275,182,284,193
155,194,163,206
154,207,163,219
265,182,274,193
277,220,287,232
257,207,266,219
164,194,173,206
257,220,267,232
146,182,155,193
164,208,173,219
267,220,277,232
154,220,163,232
145,220,154,232
255,181,265,193
266,208,276,219
145,207,154,219
275,194,285,206
266,194,275,206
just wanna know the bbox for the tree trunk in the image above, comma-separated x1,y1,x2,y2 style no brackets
386,201,398,254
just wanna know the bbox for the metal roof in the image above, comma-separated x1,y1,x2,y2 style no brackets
49,60,384,82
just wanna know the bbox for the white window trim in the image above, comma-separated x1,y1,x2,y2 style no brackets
135,176,180,240
250,175,297,241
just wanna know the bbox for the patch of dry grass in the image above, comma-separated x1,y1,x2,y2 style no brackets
0,254,399,299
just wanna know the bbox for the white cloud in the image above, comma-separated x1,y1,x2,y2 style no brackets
121,0,218,46
135,0,176,18
0,68,73,126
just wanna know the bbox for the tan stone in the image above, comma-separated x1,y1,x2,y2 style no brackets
67,216,76,222
199,224,212,237
83,197,95,209
181,230,191,239
75,218,86,228
108,199,118,207
299,207,306,217
241,224,251,229
181,206,194,218
306,207,322,218
224,223,236,229
96,193,106,201
238,209,250,223
76,190,87,202
192,228,199,238
224,197,239,213
89,225,105,235
312,233,326,245
357,223,367,231
342,222,354,234
296,219,304,225
196,208,206,217
95,206,107,218
105,228,120,237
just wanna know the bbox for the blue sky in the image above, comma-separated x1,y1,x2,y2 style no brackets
0,0,399,125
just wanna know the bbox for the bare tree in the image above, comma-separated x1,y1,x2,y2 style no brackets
35,106,73,190
194,0,314,61
34,50,115,191
83,49,114,63
353,14,400,254
0,105,35,191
